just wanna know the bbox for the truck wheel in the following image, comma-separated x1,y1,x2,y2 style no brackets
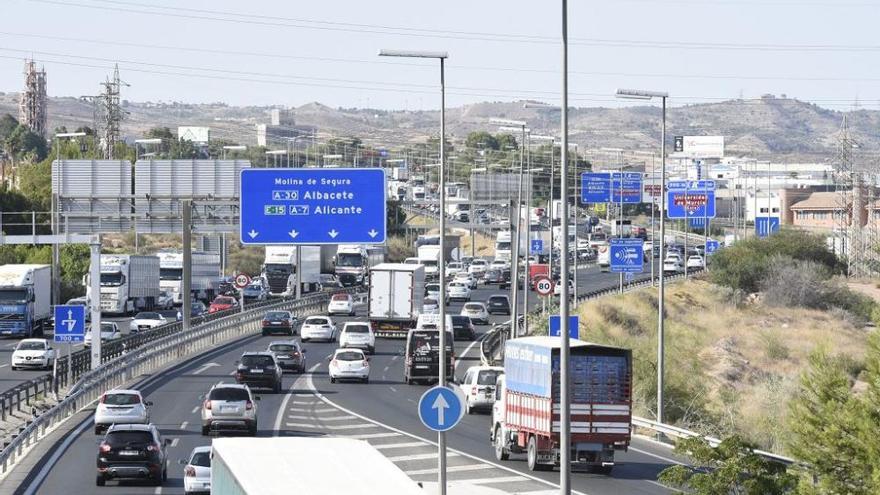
95,474,106,486
494,426,509,461
527,436,540,471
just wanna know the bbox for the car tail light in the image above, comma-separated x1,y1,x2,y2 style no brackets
99,441,111,453
470,387,477,396
292,351,300,357
245,400,254,410
184,466,196,477
99,394,106,403
147,442,160,452
203,400,212,410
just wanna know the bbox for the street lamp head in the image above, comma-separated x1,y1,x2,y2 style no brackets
470,167,487,173
530,135,556,142
523,102,560,110
490,118,527,127
378,49,448,59
134,138,163,145
616,89,668,100
222,145,247,151
498,126,530,133
55,132,87,138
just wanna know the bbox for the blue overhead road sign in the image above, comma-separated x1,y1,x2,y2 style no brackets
418,386,464,432
610,238,644,273
549,315,579,339
610,172,643,204
530,239,544,255
54,305,85,343
755,217,780,238
240,168,387,245
667,180,716,219
581,173,611,203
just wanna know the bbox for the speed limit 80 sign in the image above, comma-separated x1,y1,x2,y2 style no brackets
534,276,554,297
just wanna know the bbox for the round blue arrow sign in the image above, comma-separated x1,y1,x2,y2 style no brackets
418,386,464,432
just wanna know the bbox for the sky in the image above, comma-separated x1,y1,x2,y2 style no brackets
2,0,880,111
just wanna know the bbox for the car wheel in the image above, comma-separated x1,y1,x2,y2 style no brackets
363,377,369,384
330,377,336,384
274,381,282,394
10,366,16,371
261,330,268,337
162,465,168,481
95,474,106,486
368,346,375,355
201,424,210,436
301,338,309,342
94,425,103,435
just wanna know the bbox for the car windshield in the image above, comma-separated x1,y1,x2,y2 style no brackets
464,303,483,311
472,260,487,266
266,312,289,319
135,312,161,320
241,355,274,367
100,323,116,332
426,284,440,292
424,298,437,306
495,242,511,250
106,431,152,446
190,451,211,467
104,393,141,406
448,263,461,269
17,342,45,351
209,387,249,401
344,324,370,333
269,344,295,353
477,370,502,385
213,297,234,305
335,351,364,361
305,317,328,325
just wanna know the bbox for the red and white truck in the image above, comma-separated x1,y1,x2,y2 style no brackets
490,336,632,473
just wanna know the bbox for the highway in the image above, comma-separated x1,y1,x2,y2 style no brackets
17,265,677,495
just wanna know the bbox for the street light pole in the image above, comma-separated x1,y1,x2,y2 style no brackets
559,1,572,492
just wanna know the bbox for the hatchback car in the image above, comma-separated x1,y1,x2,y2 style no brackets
327,293,355,316
235,352,283,393
84,322,122,348
486,295,511,315
450,315,476,341
176,301,207,321
461,302,490,325
425,282,441,300
11,338,56,370
454,272,478,289
129,312,166,333
445,262,464,278
200,383,259,436
157,290,174,310
242,282,268,301
446,282,471,302
180,446,211,495
458,365,504,414
208,296,238,314
266,340,306,373
339,321,376,354
483,269,504,285
300,315,337,342
96,423,169,487
328,348,370,383
94,389,152,434
261,310,296,336
422,298,439,314
686,255,705,271
468,259,489,276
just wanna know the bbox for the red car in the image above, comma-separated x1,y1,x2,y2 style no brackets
208,296,238,314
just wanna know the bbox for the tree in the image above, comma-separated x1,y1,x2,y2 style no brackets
5,125,48,162
0,114,18,140
496,133,518,150
658,436,797,495
465,131,499,151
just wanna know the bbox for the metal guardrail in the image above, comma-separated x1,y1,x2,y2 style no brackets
0,375,54,423
0,289,341,475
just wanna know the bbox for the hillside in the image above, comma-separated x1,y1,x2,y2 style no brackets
1,91,876,162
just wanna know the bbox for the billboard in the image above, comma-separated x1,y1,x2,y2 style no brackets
178,126,210,143
681,136,724,158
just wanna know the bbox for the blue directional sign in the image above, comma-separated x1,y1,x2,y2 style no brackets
581,173,611,203
530,239,544,255
706,239,720,255
610,172,643,204
418,386,464,432
755,217,780,238
610,238,644,273
240,168,387,245
667,180,716,219
689,217,707,229
54,305,85,343
549,315,579,339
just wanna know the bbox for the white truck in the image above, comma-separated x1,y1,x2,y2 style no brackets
0,264,51,338
263,246,326,296
417,245,442,279
495,231,512,262
211,437,424,495
86,255,160,315
369,263,425,338
335,244,385,287
157,251,221,304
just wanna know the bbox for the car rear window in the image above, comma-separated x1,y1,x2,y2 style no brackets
464,303,483,311
103,393,141,406
209,387,249,401
242,355,274,367
269,344,296,353
332,294,350,301
488,297,507,304
305,317,328,325
426,284,440,291
266,312,289,319
214,297,234,305
336,351,364,361
106,431,153,445
190,451,211,467
344,324,369,333
477,370,502,386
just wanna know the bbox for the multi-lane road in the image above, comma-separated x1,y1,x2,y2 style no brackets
13,263,679,495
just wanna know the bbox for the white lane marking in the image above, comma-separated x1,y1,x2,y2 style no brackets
629,446,686,466
153,486,162,494
405,464,494,476
285,422,377,430
191,406,200,414
170,438,179,447
371,441,426,450
0,364,8,368
273,362,321,436
454,335,485,375
389,386,397,392
467,476,530,485
21,416,93,495
180,421,188,429
290,414,355,422
387,452,459,462
339,432,401,440
391,355,399,362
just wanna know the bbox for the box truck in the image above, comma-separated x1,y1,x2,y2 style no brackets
86,255,160,315
369,263,425,338
495,231,512,262
157,251,221,304
417,245,442,280
491,337,632,473
0,264,51,337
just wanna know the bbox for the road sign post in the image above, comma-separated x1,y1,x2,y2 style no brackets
530,239,544,256
549,315,579,339
610,238,644,273
755,217,780,238
54,305,85,387
706,239,720,255
234,274,250,313
240,168,387,245
419,386,464,432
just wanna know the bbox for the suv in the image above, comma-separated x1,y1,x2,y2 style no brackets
450,316,476,341
339,321,376,354
94,389,152,434
266,340,306,373
486,295,511,315
96,423,169,487
200,384,259,436
235,352,283,393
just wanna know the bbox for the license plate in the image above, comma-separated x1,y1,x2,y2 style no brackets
119,450,139,456
221,405,237,412
277,355,291,359
251,369,263,373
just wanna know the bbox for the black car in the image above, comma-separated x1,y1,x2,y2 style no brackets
450,315,476,341
235,352,283,393
486,295,511,315
261,310,297,336
267,340,306,373
96,424,169,487
498,268,512,289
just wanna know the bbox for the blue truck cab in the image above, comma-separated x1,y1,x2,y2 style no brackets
0,264,52,338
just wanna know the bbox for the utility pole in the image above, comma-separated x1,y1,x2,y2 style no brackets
559,1,572,491
98,65,127,159
89,235,102,370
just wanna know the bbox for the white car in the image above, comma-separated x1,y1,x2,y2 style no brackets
425,283,441,300
454,272,478,289
554,278,575,296
461,302,490,325
327,293,355,316
423,298,440,315
446,282,471,302
93,389,151,434
11,338,56,371
663,256,683,274
181,446,212,495
84,322,122,348
300,315,337,342
157,290,174,310
457,365,504,414
445,262,464,278
686,255,705,271
328,348,370,383
468,259,489,276
489,260,509,271
339,321,376,354
129,311,167,333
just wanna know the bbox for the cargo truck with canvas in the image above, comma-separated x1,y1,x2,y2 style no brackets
0,264,51,337
157,251,221,304
491,337,632,473
86,255,161,315
368,263,425,338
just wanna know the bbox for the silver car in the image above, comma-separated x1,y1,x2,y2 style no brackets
200,384,258,436
94,389,152,434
